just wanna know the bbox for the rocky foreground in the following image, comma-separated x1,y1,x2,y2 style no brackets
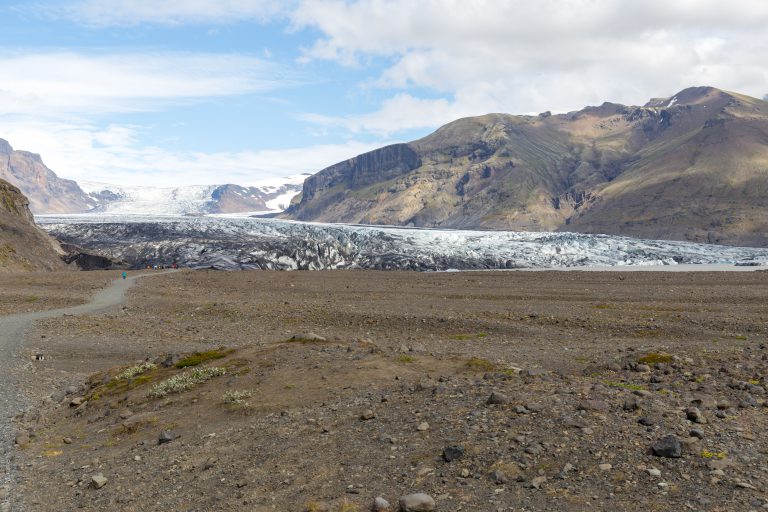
9,270,768,511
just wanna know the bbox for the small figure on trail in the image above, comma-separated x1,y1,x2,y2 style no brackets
121,271,127,280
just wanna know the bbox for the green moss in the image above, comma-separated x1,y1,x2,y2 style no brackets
637,353,673,365
701,449,727,460
175,348,233,368
397,354,414,363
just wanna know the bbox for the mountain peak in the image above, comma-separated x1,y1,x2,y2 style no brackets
0,138,12,155
644,86,730,108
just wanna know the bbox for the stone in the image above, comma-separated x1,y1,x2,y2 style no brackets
14,433,30,447
91,474,108,489
689,429,705,439
635,364,652,373
486,391,511,405
442,445,465,462
651,435,682,458
599,463,612,471
118,409,134,420
416,422,430,432
638,417,654,426
686,407,707,424
529,476,547,489
290,332,326,342
360,409,376,421
62,437,73,445
372,496,391,511
646,468,662,477
577,400,609,412
490,469,508,484
398,493,435,512
69,397,84,407
623,396,641,411
680,436,701,454
158,430,175,445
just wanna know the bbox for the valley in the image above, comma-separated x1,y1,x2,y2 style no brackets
4,269,768,511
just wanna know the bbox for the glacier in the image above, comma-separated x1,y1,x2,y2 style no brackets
37,214,768,271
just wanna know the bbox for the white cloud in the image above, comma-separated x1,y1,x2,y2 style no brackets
0,51,295,116
293,0,768,134
0,119,385,186
46,0,291,26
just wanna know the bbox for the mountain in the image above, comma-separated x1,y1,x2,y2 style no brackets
80,175,306,215
0,139,95,214
284,86,768,247
0,179,68,271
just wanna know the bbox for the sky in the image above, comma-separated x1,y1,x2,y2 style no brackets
1,0,767,186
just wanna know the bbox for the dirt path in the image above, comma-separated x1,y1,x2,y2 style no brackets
0,272,170,512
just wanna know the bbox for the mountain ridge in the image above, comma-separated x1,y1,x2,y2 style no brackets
0,179,69,271
283,86,768,247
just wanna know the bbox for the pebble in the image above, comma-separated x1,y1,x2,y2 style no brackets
91,473,108,489
646,468,662,477
599,463,612,471
372,496,391,511
486,391,511,405
158,430,175,445
442,445,465,462
416,422,430,432
360,409,375,421
398,493,435,511
686,407,707,424
490,469,508,484
529,476,547,489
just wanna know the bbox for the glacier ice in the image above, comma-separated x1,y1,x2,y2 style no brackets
37,214,768,271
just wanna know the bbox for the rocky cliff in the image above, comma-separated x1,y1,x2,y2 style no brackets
0,139,94,214
284,87,768,247
0,179,69,271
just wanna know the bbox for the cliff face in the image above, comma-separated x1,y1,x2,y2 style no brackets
284,87,768,247
0,179,68,271
0,139,94,214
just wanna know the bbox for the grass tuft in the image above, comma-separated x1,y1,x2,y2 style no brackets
637,353,673,365
466,357,496,372
175,348,232,368
116,362,157,380
150,367,226,398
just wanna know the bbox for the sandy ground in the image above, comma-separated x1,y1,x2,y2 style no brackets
6,269,768,511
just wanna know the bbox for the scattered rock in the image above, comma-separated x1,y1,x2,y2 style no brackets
623,396,640,411
686,407,707,424
398,493,435,512
91,474,108,489
360,409,375,421
442,445,465,462
490,469,508,484
529,476,547,489
416,422,430,432
646,467,662,477
486,391,511,405
372,496,391,511
158,430,175,445
651,435,682,458
598,463,612,471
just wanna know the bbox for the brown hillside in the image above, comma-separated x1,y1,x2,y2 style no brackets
0,179,69,271
284,87,768,247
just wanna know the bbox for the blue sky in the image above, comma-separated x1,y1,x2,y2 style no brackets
1,0,767,186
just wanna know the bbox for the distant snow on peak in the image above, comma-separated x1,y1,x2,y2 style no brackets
79,174,306,215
